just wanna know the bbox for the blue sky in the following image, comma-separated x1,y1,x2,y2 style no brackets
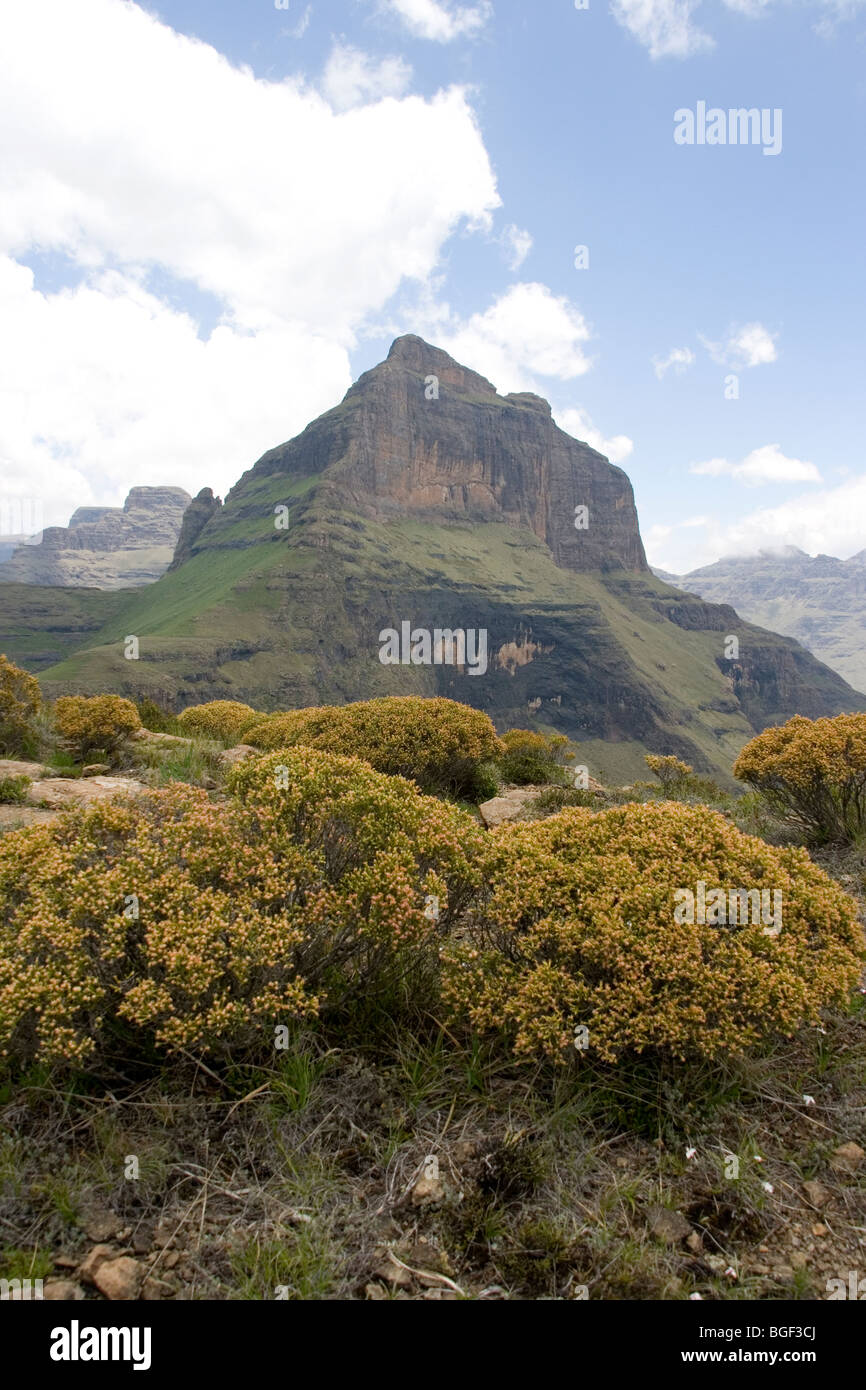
0,0,863,571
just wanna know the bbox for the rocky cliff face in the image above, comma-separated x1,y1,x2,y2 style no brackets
213,336,646,573
168,488,222,571
0,487,191,589
660,548,866,695
18,338,866,782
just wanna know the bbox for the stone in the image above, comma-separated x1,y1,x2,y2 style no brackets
42,1280,86,1301
92,1256,144,1301
217,744,259,768
829,1142,865,1174
0,486,191,590
26,776,148,810
685,1230,704,1254
802,1179,830,1208
647,1205,692,1245
82,1209,121,1242
81,763,111,777
79,1244,116,1284
0,759,49,780
411,1173,445,1207
168,487,222,571
478,787,542,828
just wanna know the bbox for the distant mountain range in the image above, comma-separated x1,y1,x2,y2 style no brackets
1,338,862,784
0,487,191,590
656,548,866,695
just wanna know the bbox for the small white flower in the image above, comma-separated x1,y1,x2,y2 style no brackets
685,1146,697,1160
688,1292,703,1301
762,1181,774,1194
802,1094,815,1106
753,1154,764,1163
724,1266,737,1279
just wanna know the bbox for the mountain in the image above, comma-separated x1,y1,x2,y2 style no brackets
6,337,863,783
658,548,866,695
0,486,191,590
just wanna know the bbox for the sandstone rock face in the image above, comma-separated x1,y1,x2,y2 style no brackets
0,486,191,589
168,486,222,570
25,776,148,810
223,336,646,574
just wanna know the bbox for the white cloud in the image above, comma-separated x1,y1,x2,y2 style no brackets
437,282,594,392
0,0,500,526
649,473,866,572
379,0,493,41
610,0,714,58
690,443,821,486
321,44,412,110
500,224,533,271
554,407,634,465
280,4,313,39
701,321,778,368
652,346,695,378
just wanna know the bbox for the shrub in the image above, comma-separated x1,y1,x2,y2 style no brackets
498,729,570,786
442,801,864,1064
734,713,866,846
135,698,180,734
0,656,41,757
0,749,485,1068
245,696,505,800
644,754,693,793
53,695,141,764
0,776,30,806
176,700,260,744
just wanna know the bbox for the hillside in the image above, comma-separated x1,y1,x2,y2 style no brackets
659,548,866,695
9,337,864,783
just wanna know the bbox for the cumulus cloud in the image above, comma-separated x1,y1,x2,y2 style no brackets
500,224,533,271
321,44,413,110
701,322,778,369
690,444,821,486
554,407,634,465
437,282,594,392
648,474,866,572
653,346,695,378
0,0,501,525
610,0,714,59
379,0,493,41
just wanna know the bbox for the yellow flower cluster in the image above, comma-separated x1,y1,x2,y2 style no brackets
0,655,41,756
53,694,141,763
176,700,261,743
245,696,504,798
644,754,694,791
734,713,866,844
441,800,864,1063
499,729,570,785
0,748,484,1067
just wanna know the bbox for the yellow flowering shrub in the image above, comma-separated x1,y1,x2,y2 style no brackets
176,700,260,743
442,801,864,1063
498,729,570,785
644,754,693,792
245,696,504,799
0,749,484,1068
734,713,866,844
53,694,141,763
0,655,41,756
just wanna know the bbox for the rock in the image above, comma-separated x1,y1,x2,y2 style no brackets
365,1282,389,1300
373,1257,412,1289
812,1224,828,1238
81,763,111,777
685,1230,704,1254
647,1205,693,1245
478,787,542,828
0,759,49,780
829,1142,865,1174
130,730,193,748
0,486,191,590
168,487,223,571
411,1174,445,1207
82,1209,121,1242
802,1179,830,1208
217,744,258,768
790,1251,808,1269
42,1280,86,1301
92,1256,144,1301
79,1244,116,1285
26,776,148,811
